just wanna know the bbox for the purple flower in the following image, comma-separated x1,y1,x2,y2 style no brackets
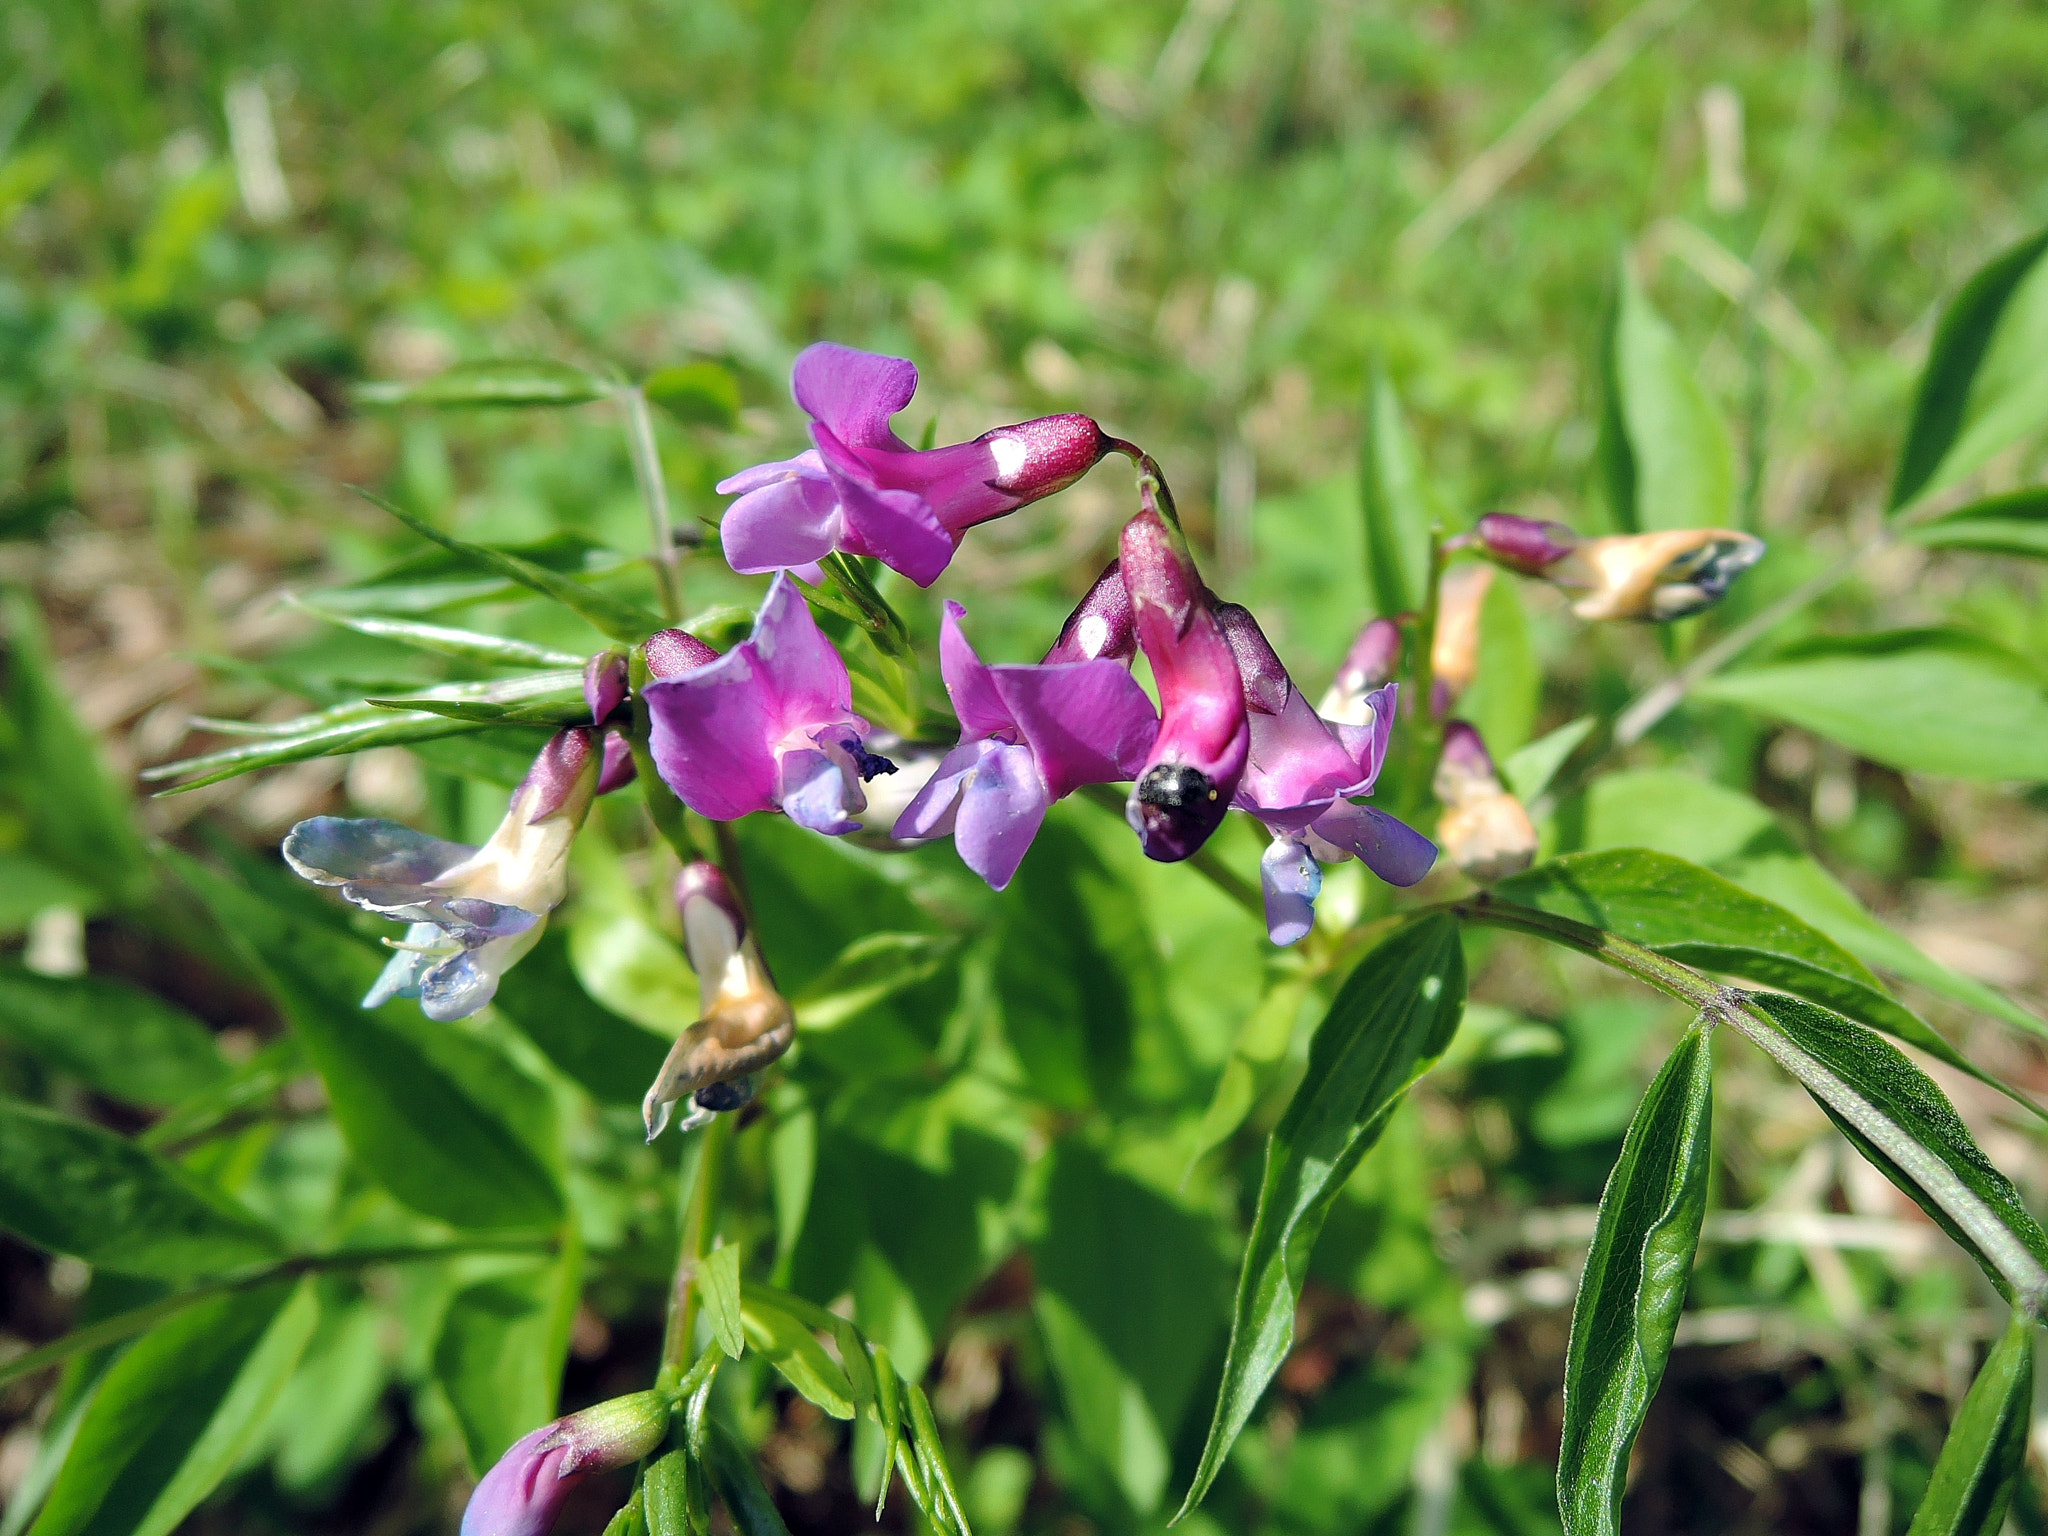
643,862,795,1140
1040,559,1137,665
283,728,600,1019
584,648,638,794
1215,605,1436,945
1471,511,1580,575
894,601,1158,890
1120,499,1250,862
461,1393,670,1536
641,573,895,836
717,343,1111,587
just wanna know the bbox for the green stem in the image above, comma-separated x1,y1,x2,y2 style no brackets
658,1111,731,1391
0,1237,555,1389
622,386,683,623
1395,527,1448,827
1446,893,1724,1011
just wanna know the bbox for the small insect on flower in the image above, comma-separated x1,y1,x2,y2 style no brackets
461,1392,671,1536
717,342,1113,586
642,863,795,1141
641,572,896,836
283,727,600,1020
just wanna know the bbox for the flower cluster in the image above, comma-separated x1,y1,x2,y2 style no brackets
285,342,1765,1155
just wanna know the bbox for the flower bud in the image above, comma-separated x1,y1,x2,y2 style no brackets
1119,497,1248,862
1040,559,1136,665
461,1392,672,1536
1431,565,1493,707
643,863,796,1140
583,648,630,725
1473,512,1578,575
1317,617,1403,726
1432,721,1536,883
1555,529,1766,622
970,413,1114,525
641,627,720,680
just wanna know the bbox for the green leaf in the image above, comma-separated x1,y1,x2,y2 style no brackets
1890,227,2048,512
995,820,1148,1109
313,532,631,618
644,362,741,428
436,1247,582,1470
285,602,587,668
0,1099,278,1278
1503,716,1597,803
354,358,611,409
1031,1143,1227,1514
0,969,225,1106
1906,1309,2035,1536
1459,573,1538,757
1176,914,1466,1520
1359,363,1440,616
1694,629,2048,781
1555,1027,1712,1536
1599,262,1735,533
173,854,564,1230
364,694,590,727
30,1280,317,1536
705,1421,795,1536
1728,992,2048,1304
740,1293,855,1419
793,933,955,1030
265,1298,390,1495
701,1244,745,1360
0,593,152,906
1491,850,2024,1110
491,928,670,1105
356,487,664,642
1904,485,2048,557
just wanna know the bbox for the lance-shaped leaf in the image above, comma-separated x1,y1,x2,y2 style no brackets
1492,849,2031,1113
1906,1309,2035,1536
1557,1026,1712,1536
1175,914,1466,1520
706,1421,795,1536
174,854,563,1231
740,1292,855,1419
1359,362,1442,616
0,1099,278,1278
365,695,592,727
792,933,955,1030
1598,262,1734,534
357,487,664,642
1727,992,2048,1305
311,531,631,617
1890,227,2048,512
1694,629,2048,783
285,600,587,668
1905,486,2048,558
30,1279,317,1536
436,1246,583,1471
0,969,225,1107
700,1244,745,1360
354,358,611,408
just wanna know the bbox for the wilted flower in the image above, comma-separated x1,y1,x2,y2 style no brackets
1471,512,1765,622
461,1392,671,1536
1431,565,1494,709
284,727,600,1020
1216,604,1437,945
1317,616,1402,726
717,343,1112,587
894,600,1157,889
1433,720,1537,883
1121,497,1249,862
643,863,795,1141
642,573,896,836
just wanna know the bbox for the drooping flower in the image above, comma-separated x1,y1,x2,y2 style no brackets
1121,497,1249,862
1215,604,1437,945
641,573,895,836
461,1392,671,1536
283,728,600,1020
643,863,795,1141
717,343,1113,586
1470,512,1765,622
1430,564,1494,712
1317,616,1403,726
894,601,1158,889
1433,720,1537,883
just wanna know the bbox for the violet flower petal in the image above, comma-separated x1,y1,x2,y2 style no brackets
790,343,919,451
937,600,1013,739
891,739,981,843
810,426,956,586
950,738,1051,892
1308,801,1438,887
460,1425,579,1536
1260,836,1323,947
719,465,842,579
992,658,1158,800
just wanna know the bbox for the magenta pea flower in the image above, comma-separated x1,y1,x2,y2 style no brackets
641,573,895,835
461,1392,670,1536
717,343,1112,587
1120,500,1249,862
1215,604,1436,945
283,727,601,1019
895,600,1158,890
